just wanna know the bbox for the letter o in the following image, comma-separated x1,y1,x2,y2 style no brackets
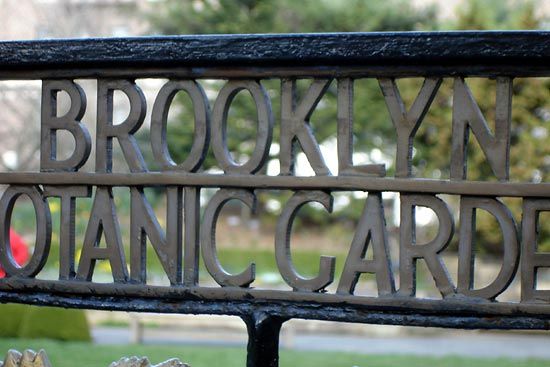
0,186,51,278
151,80,210,172
211,80,273,174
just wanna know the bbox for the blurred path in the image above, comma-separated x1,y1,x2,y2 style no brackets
92,327,550,359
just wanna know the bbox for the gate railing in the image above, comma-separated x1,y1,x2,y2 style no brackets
0,32,549,367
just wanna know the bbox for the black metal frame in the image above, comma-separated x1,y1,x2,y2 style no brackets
1,32,549,77
0,32,549,367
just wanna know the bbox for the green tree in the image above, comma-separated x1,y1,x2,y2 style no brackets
413,1,550,252
146,0,438,169
144,0,438,226
146,0,550,252
149,0,437,35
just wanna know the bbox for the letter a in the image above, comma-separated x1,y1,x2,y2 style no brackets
338,192,395,296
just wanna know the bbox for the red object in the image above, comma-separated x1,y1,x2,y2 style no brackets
0,229,29,278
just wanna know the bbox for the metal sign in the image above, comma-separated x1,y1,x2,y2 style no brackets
0,32,549,366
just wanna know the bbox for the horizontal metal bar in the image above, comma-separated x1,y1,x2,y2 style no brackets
0,32,548,78
3,291,546,330
0,279,548,329
2,278,548,316
2,292,548,330
0,172,548,197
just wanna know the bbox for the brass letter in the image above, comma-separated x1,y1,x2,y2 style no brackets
212,80,273,174
379,78,441,178
96,79,147,173
0,186,51,278
183,187,200,287
457,196,519,300
275,191,335,292
201,189,256,287
130,187,182,285
337,78,386,176
76,187,128,282
451,77,512,181
151,80,210,172
521,198,550,302
41,80,91,171
399,194,455,297
43,185,91,280
337,192,395,296
280,79,332,176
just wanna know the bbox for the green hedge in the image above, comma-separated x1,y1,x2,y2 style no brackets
0,304,27,338
0,304,91,342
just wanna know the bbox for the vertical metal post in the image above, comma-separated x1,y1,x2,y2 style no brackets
242,313,286,367
129,313,143,344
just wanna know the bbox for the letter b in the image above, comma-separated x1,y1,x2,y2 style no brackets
41,80,91,171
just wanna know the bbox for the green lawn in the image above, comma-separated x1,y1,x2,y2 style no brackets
0,339,548,367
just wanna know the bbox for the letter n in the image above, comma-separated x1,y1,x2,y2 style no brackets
451,77,512,181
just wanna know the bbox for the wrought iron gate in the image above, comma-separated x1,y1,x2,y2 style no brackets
0,32,549,367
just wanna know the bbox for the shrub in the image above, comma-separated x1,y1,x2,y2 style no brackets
0,304,28,337
18,306,91,342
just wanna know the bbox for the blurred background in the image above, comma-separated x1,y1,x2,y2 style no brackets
0,1,549,366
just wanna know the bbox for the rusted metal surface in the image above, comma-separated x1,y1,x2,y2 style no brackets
1,32,549,77
0,32,549,366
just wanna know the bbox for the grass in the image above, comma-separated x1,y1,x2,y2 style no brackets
0,339,548,367
35,239,351,285
206,247,348,281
